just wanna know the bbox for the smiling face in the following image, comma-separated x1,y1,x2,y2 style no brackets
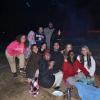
44,52,51,61
69,51,75,58
32,45,38,54
20,35,26,43
38,27,43,34
81,47,88,56
53,42,60,51
65,44,72,53
49,22,53,29
41,43,47,50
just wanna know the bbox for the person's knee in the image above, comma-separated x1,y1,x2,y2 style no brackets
58,71,63,79
19,54,25,59
67,78,76,86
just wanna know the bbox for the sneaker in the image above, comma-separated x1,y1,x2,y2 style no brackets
19,68,26,74
54,86,60,90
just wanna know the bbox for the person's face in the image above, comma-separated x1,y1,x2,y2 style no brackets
32,34,35,39
42,44,46,49
45,53,51,61
69,52,75,58
32,46,38,54
49,23,53,29
81,48,88,56
53,43,60,51
65,45,72,53
20,35,26,43
39,27,43,33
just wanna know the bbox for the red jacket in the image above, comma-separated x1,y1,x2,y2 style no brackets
63,60,89,80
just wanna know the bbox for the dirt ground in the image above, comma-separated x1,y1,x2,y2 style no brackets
0,68,81,100
0,64,100,100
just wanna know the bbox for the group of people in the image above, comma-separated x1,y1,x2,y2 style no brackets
5,22,96,97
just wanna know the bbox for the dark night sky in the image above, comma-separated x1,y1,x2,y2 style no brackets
0,0,100,34
0,0,100,52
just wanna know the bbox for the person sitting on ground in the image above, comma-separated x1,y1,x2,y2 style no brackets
35,27,46,47
77,46,96,84
39,42,47,55
63,50,90,88
26,44,41,83
38,52,55,88
5,34,26,77
38,51,63,89
51,42,64,90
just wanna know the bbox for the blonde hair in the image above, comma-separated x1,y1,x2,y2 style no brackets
81,45,91,56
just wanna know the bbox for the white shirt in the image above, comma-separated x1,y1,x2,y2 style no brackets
77,55,96,77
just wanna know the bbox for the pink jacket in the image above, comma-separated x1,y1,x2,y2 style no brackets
6,40,25,56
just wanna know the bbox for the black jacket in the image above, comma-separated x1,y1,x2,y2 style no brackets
51,34,64,49
38,59,55,88
26,53,41,78
51,50,64,73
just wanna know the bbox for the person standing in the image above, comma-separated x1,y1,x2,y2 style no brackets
27,30,36,48
24,30,36,59
5,34,26,77
44,22,55,49
35,27,46,47
51,29,64,50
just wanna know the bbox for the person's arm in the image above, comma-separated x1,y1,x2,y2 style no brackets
50,33,56,46
49,61,54,70
77,55,80,61
26,55,33,78
60,54,64,70
89,56,96,77
35,69,39,78
39,60,51,75
62,61,68,80
43,34,46,43
77,60,90,76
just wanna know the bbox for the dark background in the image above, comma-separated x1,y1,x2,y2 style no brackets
0,0,100,51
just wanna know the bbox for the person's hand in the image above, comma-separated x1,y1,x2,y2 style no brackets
49,61,55,69
61,50,64,54
27,78,32,84
64,58,67,62
86,74,91,78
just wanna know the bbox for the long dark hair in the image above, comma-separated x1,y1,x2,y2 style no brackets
67,50,76,65
80,54,91,69
16,34,27,47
